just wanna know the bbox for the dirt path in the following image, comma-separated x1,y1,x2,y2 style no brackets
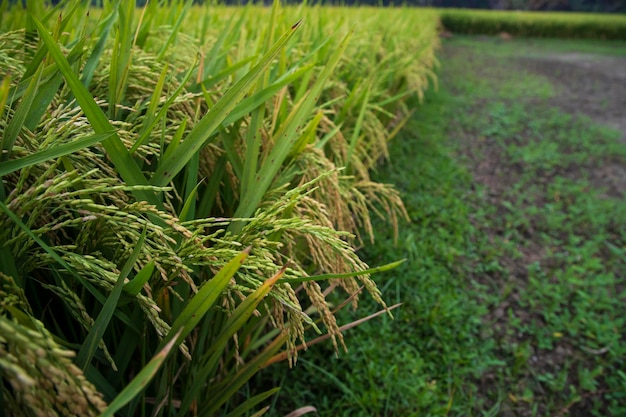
519,52,626,142
516,51,626,198
441,39,626,417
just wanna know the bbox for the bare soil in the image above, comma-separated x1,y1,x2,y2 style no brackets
521,52,626,142
521,52,626,197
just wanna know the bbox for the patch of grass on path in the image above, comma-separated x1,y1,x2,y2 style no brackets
449,35,626,57
260,38,626,417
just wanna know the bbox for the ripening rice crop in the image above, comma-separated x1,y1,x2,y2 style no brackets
0,1,439,415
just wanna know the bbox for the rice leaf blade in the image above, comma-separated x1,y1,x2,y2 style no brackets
75,228,148,371
0,132,113,176
345,84,371,172
0,76,11,122
156,247,250,351
150,21,303,187
189,56,254,93
100,329,181,417
0,237,19,280
203,334,287,416
81,6,118,88
224,387,281,417
1,65,43,161
179,266,286,415
109,0,135,119
130,62,195,155
156,0,192,61
222,63,314,127
123,260,154,296
180,175,201,222
280,260,406,284
0,200,105,301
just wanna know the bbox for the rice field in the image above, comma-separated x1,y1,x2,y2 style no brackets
3,1,625,416
0,1,439,415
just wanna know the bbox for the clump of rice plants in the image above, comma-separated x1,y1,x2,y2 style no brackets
0,0,439,415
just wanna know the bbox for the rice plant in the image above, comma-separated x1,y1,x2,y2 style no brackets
0,1,439,415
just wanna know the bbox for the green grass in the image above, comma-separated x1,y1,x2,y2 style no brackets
261,37,626,416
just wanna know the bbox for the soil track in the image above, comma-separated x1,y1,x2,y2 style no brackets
444,41,626,199
442,39,626,417
519,51,626,196
520,52,626,142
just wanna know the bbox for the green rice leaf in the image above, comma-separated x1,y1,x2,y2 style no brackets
231,29,353,230
133,0,157,49
85,364,118,403
25,69,64,130
0,200,104,301
156,0,192,61
156,247,251,351
21,39,47,82
196,155,226,219
81,6,118,89
345,84,371,172
1,65,43,162
315,121,343,150
0,235,19,280
203,334,287,416
160,117,187,161
221,63,314,127
179,177,201,222
145,63,169,125
224,388,281,417
189,56,254,93
179,266,286,415
75,228,148,371
249,408,270,417
123,260,154,296
150,20,303,187
100,329,181,417
130,61,195,155
108,0,134,119
201,10,242,80
221,126,243,179
0,132,113,176
0,75,12,123
289,110,323,158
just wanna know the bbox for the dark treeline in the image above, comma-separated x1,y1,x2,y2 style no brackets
25,0,626,13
